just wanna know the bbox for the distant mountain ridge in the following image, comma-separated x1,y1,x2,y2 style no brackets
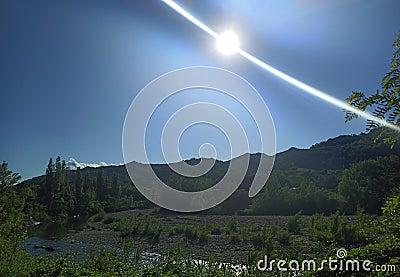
275,129,400,170
20,128,399,189
17,128,400,216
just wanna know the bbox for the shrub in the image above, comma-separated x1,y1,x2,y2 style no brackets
276,230,291,244
225,213,238,234
230,232,241,243
286,210,302,234
307,213,332,242
250,232,263,249
210,225,222,235
103,216,115,225
184,226,198,241
198,229,208,244
93,211,105,222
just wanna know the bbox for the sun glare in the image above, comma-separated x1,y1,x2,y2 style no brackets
216,31,239,55
162,0,400,132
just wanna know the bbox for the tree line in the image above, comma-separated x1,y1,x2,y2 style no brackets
12,156,148,221
7,151,400,221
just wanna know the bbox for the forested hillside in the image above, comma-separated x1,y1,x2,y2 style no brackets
16,128,400,220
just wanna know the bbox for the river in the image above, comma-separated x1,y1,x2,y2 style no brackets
24,217,245,275
25,216,92,258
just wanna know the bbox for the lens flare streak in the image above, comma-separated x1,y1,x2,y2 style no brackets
162,0,217,38
161,0,400,132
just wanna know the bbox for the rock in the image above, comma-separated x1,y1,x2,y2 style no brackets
29,217,41,226
33,245,55,252
45,246,55,252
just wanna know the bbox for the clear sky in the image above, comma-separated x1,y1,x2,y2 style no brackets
1,0,400,180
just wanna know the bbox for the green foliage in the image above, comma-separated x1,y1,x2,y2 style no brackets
338,155,400,214
166,171,215,192
0,204,33,276
211,189,251,214
110,213,163,241
248,177,338,215
225,213,238,234
111,173,122,198
0,166,35,276
229,232,241,243
96,169,107,201
276,229,291,244
248,223,281,256
286,210,302,234
382,187,400,234
307,212,366,246
307,213,332,243
354,206,383,243
103,215,115,225
0,232,34,277
3,160,400,276
167,223,210,244
93,210,105,222
197,228,209,244
347,190,400,274
0,161,21,191
16,156,143,221
16,132,400,218
210,225,222,235
345,32,400,145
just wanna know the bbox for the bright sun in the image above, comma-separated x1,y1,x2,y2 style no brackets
216,31,239,55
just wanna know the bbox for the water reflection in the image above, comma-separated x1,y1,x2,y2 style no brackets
28,216,88,240
25,237,90,259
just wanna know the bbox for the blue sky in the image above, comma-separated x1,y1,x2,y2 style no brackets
1,0,400,180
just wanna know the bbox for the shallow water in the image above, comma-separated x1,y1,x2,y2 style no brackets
27,216,88,240
24,218,244,275
25,236,91,258
25,216,99,260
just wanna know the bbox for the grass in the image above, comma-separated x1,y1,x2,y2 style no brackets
69,210,391,274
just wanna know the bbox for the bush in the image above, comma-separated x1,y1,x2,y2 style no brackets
250,232,263,249
276,230,291,244
225,213,238,234
184,226,198,241
210,225,222,235
103,216,115,225
330,211,361,244
230,232,241,243
307,213,332,242
382,187,400,234
93,211,105,222
198,229,208,244
286,210,302,234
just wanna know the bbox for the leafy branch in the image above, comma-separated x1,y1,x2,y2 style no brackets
344,32,400,146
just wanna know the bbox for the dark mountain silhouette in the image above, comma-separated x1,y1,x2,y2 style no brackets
274,128,400,170
20,128,399,194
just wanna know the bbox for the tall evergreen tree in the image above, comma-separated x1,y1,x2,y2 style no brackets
47,156,73,219
42,157,55,209
111,173,121,199
82,172,95,214
83,173,94,200
96,169,107,201
75,168,83,214
0,161,21,191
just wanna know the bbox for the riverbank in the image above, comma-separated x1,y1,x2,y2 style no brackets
29,210,370,265
60,210,311,263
